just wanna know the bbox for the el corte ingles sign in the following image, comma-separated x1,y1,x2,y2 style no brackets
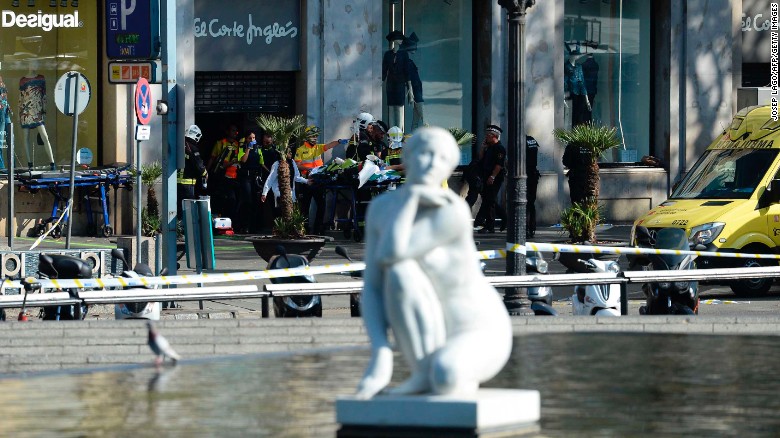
194,0,300,71
743,0,774,63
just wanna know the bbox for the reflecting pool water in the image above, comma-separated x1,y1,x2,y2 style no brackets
3,334,780,437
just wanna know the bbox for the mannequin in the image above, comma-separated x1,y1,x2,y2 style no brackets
580,53,599,114
19,60,54,170
382,30,412,131
401,32,425,130
563,44,591,126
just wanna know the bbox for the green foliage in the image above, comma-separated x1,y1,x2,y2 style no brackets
447,127,476,146
560,199,601,243
272,204,307,239
553,122,622,163
140,161,163,186
255,114,306,156
141,207,161,237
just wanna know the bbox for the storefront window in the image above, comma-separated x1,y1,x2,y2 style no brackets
0,3,98,169
563,0,650,163
386,0,473,164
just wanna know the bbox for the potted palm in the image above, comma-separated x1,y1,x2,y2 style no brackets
140,161,163,237
246,114,330,262
554,122,621,242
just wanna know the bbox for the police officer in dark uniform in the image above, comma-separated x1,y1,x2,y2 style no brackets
475,125,507,233
177,124,207,219
526,135,541,238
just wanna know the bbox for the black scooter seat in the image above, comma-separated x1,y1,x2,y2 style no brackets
39,254,92,279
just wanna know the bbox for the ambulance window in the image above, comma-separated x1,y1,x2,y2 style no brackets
672,149,778,199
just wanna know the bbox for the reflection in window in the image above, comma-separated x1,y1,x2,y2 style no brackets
564,0,650,163
398,0,473,164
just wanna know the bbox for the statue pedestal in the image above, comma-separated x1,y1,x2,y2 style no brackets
336,389,540,437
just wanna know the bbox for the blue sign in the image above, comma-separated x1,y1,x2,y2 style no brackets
106,0,160,59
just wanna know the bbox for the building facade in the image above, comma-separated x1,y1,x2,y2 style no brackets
0,0,765,236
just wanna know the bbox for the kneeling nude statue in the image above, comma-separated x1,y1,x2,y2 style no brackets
356,126,512,399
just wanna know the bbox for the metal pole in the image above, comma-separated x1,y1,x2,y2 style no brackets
161,0,179,275
499,0,534,316
136,139,142,265
6,112,13,249
65,72,80,249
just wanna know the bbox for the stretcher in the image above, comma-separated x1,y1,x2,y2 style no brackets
324,180,396,242
16,163,133,238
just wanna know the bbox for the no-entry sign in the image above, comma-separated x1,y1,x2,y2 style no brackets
135,77,152,125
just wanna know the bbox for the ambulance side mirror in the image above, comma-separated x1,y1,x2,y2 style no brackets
768,179,780,203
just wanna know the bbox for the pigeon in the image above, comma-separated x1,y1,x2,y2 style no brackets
147,321,180,366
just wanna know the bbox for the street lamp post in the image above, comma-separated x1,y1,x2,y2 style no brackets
498,0,535,316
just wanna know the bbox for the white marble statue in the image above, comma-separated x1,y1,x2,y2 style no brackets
356,126,513,399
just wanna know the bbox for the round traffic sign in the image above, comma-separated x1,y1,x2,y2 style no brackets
135,77,152,125
54,71,91,116
77,147,94,165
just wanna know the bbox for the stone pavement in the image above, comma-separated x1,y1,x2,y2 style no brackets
2,316,780,376
2,225,780,376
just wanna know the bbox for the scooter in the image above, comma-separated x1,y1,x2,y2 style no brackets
110,248,164,320
526,251,557,316
37,253,91,320
631,226,700,315
269,245,322,317
557,252,621,316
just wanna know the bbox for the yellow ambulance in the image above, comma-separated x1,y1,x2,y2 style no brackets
632,105,780,296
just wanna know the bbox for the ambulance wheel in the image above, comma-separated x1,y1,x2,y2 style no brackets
730,257,773,297
101,225,113,238
51,225,62,239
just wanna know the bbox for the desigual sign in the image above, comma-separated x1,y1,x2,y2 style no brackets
1,10,81,31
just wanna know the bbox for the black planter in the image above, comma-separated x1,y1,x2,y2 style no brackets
245,235,333,263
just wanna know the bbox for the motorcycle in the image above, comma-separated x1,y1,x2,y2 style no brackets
526,251,557,316
110,248,165,320
631,226,700,315
37,253,91,320
269,245,322,318
556,252,621,316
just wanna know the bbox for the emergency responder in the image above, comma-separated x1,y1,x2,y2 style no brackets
207,124,242,217
294,125,342,234
177,124,207,219
384,126,404,170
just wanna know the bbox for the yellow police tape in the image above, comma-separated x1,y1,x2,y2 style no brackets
5,240,780,290
1,262,366,291
475,241,780,261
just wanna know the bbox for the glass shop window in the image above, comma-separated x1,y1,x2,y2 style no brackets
563,0,650,163
385,0,473,165
0,2,98,170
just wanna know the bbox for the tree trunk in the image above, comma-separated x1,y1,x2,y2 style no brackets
278,159,294,222
584,162,600,201
584,162,600,242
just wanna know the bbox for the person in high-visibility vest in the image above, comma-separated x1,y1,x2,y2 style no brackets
177,124,207,219
294,125,343,234
207,124,243,218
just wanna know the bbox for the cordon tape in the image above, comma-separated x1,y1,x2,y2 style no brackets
4,240,780,290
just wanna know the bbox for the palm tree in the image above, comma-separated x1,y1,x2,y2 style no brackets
255,114,306,238
554,122,621,242
140,161,163,236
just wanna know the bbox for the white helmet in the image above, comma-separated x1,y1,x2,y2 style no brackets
388,126,403,143
185,124,202,142
356,112,374,130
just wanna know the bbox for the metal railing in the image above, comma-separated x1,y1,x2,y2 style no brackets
3,265,780,317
